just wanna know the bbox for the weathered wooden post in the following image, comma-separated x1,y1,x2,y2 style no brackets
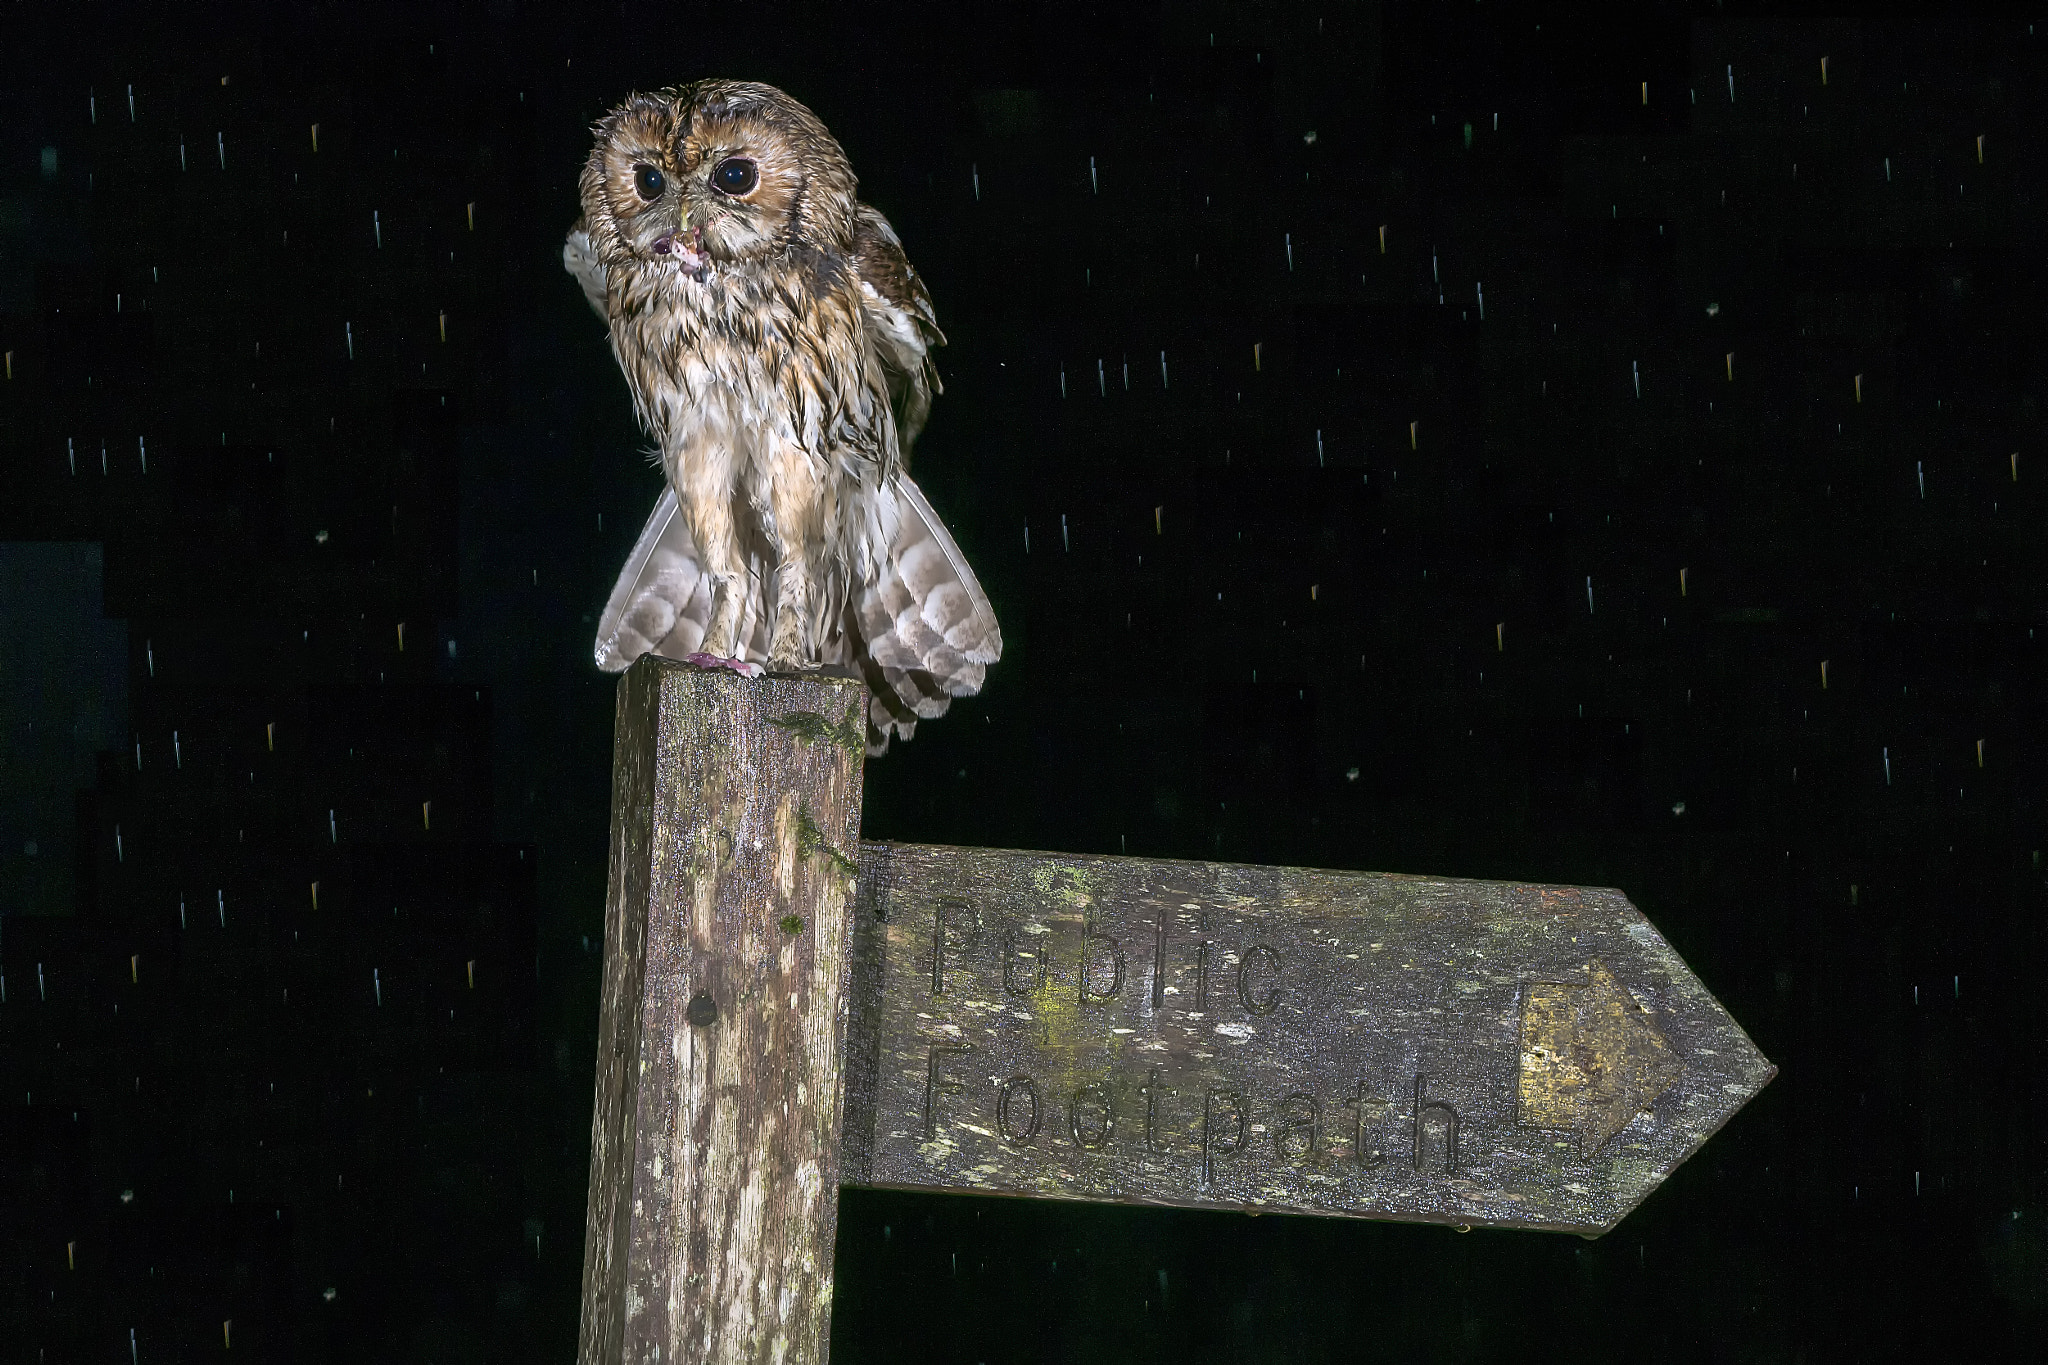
579,656,865,1364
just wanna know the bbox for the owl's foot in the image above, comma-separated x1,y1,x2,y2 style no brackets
684,652,763,679
699,581,745,661
767,605,809,672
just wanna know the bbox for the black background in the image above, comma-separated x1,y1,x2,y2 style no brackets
2,1,2043,1360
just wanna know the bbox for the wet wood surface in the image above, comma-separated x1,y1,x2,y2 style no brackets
579,658,865,1364
840,842,1774,1236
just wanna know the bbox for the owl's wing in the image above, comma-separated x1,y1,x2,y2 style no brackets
845,207,998,751
594,484,770,672
564,218,610,322
849,203,946,448
855,474,1003,753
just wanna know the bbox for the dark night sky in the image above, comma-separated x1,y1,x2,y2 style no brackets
2,1,2043,1360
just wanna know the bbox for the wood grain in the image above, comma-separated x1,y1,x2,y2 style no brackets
579,657,865,1364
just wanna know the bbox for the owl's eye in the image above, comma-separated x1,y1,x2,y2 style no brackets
711,158,759,196
632,164,666,200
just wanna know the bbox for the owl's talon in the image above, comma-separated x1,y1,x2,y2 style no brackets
684,652,763,679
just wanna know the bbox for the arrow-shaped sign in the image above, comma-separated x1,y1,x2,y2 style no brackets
840,843,1774,1236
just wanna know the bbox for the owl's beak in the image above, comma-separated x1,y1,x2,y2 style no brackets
652,223,710,280
649,204,689,255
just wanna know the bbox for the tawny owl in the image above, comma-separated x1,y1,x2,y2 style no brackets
566,79,1001,752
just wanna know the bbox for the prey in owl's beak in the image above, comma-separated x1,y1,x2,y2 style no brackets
652,222,710,282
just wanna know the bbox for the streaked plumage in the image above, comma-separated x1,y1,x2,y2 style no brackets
569,80,999,751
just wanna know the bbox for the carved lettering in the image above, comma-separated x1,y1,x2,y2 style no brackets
930,898,980,996
1142,1066,1167,1153
1201,1086,1248,1186
1001,925,1047,996
1273,1091,1318,1162
1236,943,1280,1015
1341,1082,1390,1168
923,1044,974,1138
997,1075,1042,1145
1078,916,1125,1005
1151,907,1168,1009
1067,1084,1115,1150
1412,1074,1458,1174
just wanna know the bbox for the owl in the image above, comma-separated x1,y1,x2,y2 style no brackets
566,79,1000,753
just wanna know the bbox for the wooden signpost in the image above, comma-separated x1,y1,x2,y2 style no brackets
579,658,1775,1363
577,658,866,1365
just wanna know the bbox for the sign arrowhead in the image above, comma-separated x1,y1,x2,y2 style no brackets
1518,960,1687,1159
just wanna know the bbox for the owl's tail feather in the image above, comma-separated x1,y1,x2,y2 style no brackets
593,485,769,672
594,476,1001,757
856,475,1003,754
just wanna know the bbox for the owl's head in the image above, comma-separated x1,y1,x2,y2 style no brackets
579,80,857,277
